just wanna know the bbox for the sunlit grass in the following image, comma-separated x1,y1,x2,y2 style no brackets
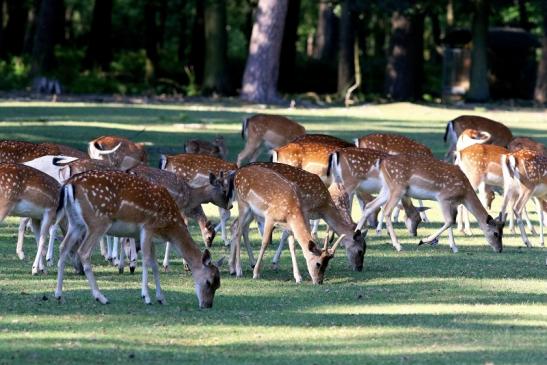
0,102,545,364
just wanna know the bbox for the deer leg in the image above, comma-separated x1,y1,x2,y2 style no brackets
237,140,262,167
272,230,289,270
16,217,30,260
357,187,390,232
287,235,302,283
523,207,537,235
383,192,405,251
117,238,126,274
253,218,275,279
417,200,429,222
141,231,163,304
46,221,58,266
230,203,251,277
77,224,111,304
105,235,113,261
513,188,534,248
112,237,120,266
30,219,46,275
129,238,137,273
419,205,454,251
462,206,472,236
219,208,231,246
534,198,544,247
310,219,320,239
55,225,85,301
163,242,171,271
440,202,458,253
242,217,255,268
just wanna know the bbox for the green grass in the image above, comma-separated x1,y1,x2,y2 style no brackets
0,101,546,365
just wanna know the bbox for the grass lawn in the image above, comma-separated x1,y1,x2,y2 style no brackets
0,101,545,365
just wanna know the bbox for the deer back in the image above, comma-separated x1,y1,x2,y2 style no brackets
160,153,236,187
451,115,513,147
355,133,433,157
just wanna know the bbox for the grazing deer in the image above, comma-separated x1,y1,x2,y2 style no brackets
455,128,493,152
231,165,340,283
128,164,233,270
443,115,513,161
88,135,146,169
237,114,305,167
160,153,236,246
508,137,546,155
185,136,228,160
500,149,547,247
0,164,61,274
241,162,367,271
360,154,504,253
55,170,223,307
328,147,425,236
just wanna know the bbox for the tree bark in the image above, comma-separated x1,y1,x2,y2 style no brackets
534,0,547,104
4,0,29,56
278,0,300,92
31,0,61,78
203,0,229,94
24,0,40,55
190,0,205,85
384,10,425,100
241,0,288,103
467,0,490,102
84,0,113,70
337,0,355,95
313,1,337,62
144,0,160,81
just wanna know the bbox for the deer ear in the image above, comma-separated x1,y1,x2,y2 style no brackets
308,241,321,254
353,230,362,240
209,173,217,185
215,256,225,267
202,249,212,266
486,215,495,225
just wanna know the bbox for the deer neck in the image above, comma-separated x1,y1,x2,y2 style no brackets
288,214,316,259
187,184,213,209
463,190,490,229
166,223,203,269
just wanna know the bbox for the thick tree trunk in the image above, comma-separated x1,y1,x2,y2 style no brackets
517,0,530,31
31,0,60,78
4,0,29,56
0,0,4,59
190,0,205,85
84,0,113,70
144,0,160,81
241,0,288,103
467,0,490,102
534,1,547,104
278,0,300,92
203,0,229,94
384,10,425,100
337,0,355,95
313,1,337,62
24,0,40,55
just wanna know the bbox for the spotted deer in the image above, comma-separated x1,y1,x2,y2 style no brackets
128,164,233,270
328,147,426,236
360,154,504,253
0,164,61,274
455,128,494,152
443,115,513,161
231,164,340,283
237,114,306,167
88,135,146,169
185,136,228,160
500,149,547,247
55,170,223,307
160,153,236,246
240,162,367,272
508,137,546,155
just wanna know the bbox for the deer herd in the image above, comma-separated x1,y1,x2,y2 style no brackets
0,113,545,309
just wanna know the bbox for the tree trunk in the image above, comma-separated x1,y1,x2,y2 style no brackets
4,0,29,56
190,0,205,85
0,0,5,59
384,10,425,100
31,0,61,78
337,0,355,95
177,0,187,63
467,0,490,102
313,1,337,62
24,0,40,54
203,0,229,94
241,0,288,104
534,0,547,104
84,0,113,70
144,0,160,81
517,0,530,31
278,0,300,92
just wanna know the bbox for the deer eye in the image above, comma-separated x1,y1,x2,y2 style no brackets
493,232,499,238
316,262,321,268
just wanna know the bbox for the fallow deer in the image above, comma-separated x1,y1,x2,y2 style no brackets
88,135,146,169
160,153,236,246
443,115,513,161
0,164,61,274
127,164,233,270
500,149,547,247
455,128,493,152
55,170,223,307
328,147,425,236
240,162,367,272
237,114,305,167
360,154,504,253
508,137,546,155
231,165,340,283
185,136,228,160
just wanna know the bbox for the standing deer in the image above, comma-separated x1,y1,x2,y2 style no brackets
231,164,340,283
0,164,61,274
55,170,223,307
500,149,546,247
508,137,546,155
160,153,236,246
185,136,228,160
88,135,146,169
443,115,513,161
359,154,504,253
237,114,305,167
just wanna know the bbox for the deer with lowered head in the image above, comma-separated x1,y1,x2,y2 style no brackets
231,164,341,283
185,136,228,160
55,170,223,308
88,135,147,169
359,154,504,253
237,114,306,167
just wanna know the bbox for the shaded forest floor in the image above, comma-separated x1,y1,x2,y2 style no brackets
0,101,545,365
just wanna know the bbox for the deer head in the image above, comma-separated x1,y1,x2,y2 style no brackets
482,215,504,253
193,249,223,308
305,234,344,284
